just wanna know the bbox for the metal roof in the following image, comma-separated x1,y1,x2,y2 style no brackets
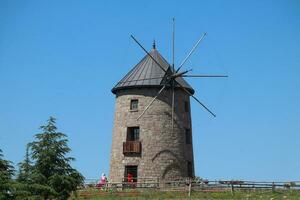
111,46,195,94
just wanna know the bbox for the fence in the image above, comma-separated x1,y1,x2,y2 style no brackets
84,177,300,193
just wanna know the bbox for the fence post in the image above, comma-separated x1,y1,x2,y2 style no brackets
231,183,234,196
272,182,275,192
188,178,192,197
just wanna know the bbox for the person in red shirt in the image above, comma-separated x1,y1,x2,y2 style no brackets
127,172,133,183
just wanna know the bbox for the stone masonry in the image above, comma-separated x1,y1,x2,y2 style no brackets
109,87,195,183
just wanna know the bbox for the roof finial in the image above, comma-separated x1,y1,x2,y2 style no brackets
152,39,156,49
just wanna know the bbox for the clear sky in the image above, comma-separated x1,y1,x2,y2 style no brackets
1,0,300,181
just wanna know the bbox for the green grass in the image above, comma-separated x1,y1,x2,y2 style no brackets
75,189,300,200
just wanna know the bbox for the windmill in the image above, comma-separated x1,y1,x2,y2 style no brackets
130,19,227,126
109,19,227,182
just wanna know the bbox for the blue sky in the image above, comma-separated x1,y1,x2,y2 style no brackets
0,0,300,181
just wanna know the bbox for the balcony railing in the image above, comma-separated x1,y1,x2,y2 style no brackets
123,141,141,154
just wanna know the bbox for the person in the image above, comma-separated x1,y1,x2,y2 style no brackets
127,172,137,188
96,173,107,189
127,172,133,183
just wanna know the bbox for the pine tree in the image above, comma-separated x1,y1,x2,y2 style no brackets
17,144,32,183
0,149,14,200
28,116,84,199
14,144,39,200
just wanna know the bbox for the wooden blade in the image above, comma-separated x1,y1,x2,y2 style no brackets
137,85,166,120
171,84,175,134
172,18,175,72
176,80,216,117
131,35,168,73
190,94,216,117
118,76,165,84
182,75,228,78
176,33,207,73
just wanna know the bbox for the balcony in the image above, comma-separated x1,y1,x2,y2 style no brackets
123,141,141,154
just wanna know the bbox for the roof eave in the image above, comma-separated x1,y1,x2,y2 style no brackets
111,85,195,95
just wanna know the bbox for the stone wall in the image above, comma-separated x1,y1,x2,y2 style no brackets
109,87,194,182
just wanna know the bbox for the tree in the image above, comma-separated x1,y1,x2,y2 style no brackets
0,149,14,200
28,116,84,199
14,144,41,200
17,145,32,183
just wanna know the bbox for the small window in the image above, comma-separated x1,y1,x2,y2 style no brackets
185,129,191,144
127,127,139,141
130,99,138,110
184,101,189,112
187,161,193,177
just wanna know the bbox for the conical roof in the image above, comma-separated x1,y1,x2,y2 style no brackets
111,45,195,94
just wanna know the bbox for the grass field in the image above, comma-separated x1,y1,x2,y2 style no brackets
76,189,300,199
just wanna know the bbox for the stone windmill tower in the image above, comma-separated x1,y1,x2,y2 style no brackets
109,25,227,183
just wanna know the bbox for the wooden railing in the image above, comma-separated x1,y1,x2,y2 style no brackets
123,141,141,154
83,178,300,192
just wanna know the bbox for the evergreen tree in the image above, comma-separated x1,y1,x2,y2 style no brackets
0,149,14,200
14,144,40,200
17,144,32,183
28,117,84,199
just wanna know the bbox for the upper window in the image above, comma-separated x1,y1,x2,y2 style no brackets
127,127,140,141
130,99,138,110
184,101,189,112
